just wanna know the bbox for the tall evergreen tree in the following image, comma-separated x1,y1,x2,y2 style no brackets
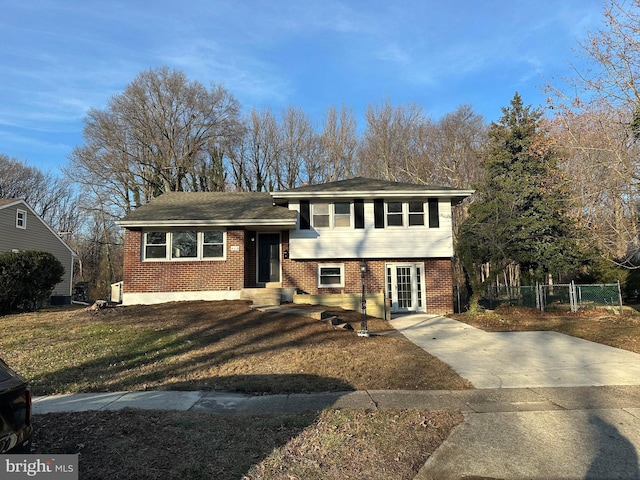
457,93,584,311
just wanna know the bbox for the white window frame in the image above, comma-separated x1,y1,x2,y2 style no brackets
312,203,330,228
333,201,352,228
312,202,352,229
143,230,227,261
318,263,345,288
16,209,26,229
385,201,429,228
408,201,425,226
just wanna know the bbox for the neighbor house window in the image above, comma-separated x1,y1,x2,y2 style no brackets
409,202,425,226
16,209,26,229
318,263,344,288
144,230,225,261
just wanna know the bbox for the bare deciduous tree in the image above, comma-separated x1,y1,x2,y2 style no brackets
548,0,640,267
277,106,316,188
317,104,358,182
0,154,81,235
227,108,281,192
68,66,240,214
358,100,427,182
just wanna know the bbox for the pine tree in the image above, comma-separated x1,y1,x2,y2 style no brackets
457,93,584,311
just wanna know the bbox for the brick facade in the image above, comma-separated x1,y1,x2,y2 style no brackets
282,255,453,315
123,228,247,293
123,228,454,314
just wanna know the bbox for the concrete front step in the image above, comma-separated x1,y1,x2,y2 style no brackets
252,292,282,306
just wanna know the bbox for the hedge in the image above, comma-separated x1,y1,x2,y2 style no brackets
0,250,64,314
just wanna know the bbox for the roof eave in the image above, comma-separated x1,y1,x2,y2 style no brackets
272,189,475,199
116,218,298,228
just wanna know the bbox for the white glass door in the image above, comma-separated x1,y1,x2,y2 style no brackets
386,263,425,313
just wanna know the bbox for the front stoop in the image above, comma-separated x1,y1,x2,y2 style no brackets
244,283,283,307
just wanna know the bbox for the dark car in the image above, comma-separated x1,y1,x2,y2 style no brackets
0,358,32,453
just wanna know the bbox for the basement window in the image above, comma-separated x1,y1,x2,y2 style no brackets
318,263,344,288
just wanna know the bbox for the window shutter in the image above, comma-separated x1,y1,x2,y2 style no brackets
428,198,440,228
300,200,310,229
374,199,384,228
354,199,364,229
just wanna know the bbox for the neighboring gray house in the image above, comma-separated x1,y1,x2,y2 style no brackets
0,199,76,304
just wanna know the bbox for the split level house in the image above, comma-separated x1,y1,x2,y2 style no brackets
0,198,76,305
117,177,473,317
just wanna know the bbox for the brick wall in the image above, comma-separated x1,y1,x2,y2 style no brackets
123,227,454,314
282,257,454,314
123,228,246,293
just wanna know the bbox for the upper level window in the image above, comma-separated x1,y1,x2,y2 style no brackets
409,202,425,226
16,209,26,229
144,230,225,261
383,201,434,228
386,202,404,227
334,202,351,227
311,202,351,228
312,203,330,228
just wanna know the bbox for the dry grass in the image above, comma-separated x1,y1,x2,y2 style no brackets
32,408,462,480
0,300,471,395
5,300,470,478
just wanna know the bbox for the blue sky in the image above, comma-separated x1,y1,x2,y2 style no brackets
1,0,604,173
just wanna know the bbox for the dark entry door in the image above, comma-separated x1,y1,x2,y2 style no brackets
258,233,280,283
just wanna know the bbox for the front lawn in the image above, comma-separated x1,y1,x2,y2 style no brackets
0,300,472,395
1,300,469,479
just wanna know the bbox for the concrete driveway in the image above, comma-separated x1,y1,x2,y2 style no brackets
391,314,640,388
391,314,640,479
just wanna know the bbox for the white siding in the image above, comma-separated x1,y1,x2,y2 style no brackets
288,199,454,259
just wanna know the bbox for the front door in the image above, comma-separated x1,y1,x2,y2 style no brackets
258,233,280,283
387,263,426,313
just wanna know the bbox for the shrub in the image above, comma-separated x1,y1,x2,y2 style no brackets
0,251,64,314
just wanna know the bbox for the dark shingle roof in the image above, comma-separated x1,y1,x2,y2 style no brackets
118,192,297,227
272,177,473,199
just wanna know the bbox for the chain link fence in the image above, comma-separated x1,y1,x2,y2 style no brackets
478,281,623,313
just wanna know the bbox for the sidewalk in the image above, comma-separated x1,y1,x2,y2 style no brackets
31,386,640,478
32,385,640,416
